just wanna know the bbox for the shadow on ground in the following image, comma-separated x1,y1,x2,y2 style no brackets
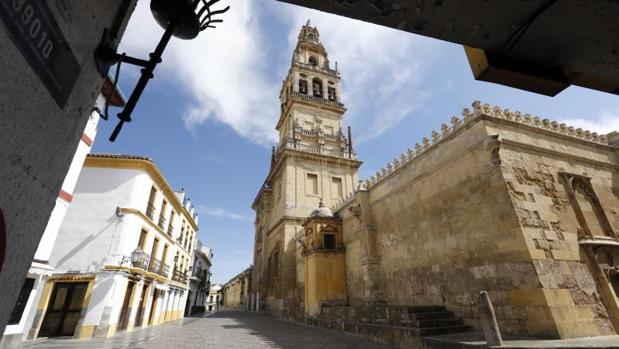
211,310,394,349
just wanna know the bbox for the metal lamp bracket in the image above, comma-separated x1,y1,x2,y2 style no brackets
92,0,230,142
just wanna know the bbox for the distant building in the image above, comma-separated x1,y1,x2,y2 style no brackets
223,267,253,310
15,154,199,341
1,78,125,348
187,241,213,315
206,285,223,312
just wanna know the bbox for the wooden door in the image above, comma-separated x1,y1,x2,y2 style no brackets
134,285,149,328
117,281,135,331
148,289,159,325
39,282,88,337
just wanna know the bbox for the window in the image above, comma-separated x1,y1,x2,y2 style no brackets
138,229,147,250
306,173,318,196
8,278,35,324
328,87,337,101
308,56,318,67
312,78,323,97
611,273,619,298
168,212,175,235
299,79,308,94
158,200,167,229
331,177,343,198
323,233,336,250
146,187,157,219
324,125,334,136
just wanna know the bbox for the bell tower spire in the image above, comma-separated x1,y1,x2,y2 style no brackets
275,22,353,160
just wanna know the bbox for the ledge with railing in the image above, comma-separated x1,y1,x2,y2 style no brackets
289,92,344,109
277,141,356,160
157,215,167,230
131,250,151,271
172,269,188,284
145,202,156,220
295,127,344,141
148,258,170,277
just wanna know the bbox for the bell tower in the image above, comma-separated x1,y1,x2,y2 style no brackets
252,21,361,317
275,21,352,160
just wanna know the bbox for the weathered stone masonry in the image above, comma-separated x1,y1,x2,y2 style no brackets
331,101,619,341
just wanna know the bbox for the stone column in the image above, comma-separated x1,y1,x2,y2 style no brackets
354,190,385,304
255,292,260,312
480,291,503,346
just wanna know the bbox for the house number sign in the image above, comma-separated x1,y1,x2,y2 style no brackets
0,0,81,108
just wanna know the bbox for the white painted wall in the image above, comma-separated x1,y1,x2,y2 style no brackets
49,167,145,273
34,103,101,262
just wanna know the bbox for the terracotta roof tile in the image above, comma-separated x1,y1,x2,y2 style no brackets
87,153,153,162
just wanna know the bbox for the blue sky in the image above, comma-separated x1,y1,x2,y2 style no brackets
92,0,619,284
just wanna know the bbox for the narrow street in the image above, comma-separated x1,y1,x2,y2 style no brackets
18,311,393,349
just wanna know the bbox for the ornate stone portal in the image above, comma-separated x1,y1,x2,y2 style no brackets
300,201,347,316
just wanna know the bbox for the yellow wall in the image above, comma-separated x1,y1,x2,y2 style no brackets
305,252,346,317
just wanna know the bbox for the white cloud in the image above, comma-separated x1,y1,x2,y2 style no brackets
119,0,279,145
561,110,619,135
197,205,247,220
119,0,440,146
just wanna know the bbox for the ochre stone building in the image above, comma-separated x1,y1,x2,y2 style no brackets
251,22,360,317
223,267,252,310
252,23,619,347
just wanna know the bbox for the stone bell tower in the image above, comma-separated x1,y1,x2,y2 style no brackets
252,21,361,317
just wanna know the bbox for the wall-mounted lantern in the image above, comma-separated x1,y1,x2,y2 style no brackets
95,0,230,142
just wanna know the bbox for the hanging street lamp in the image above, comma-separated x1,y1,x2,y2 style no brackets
94,0,230,142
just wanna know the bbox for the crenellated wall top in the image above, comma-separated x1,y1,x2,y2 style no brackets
331,100,615,212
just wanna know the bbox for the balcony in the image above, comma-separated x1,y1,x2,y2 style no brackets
131,250,150,270
276,141,356,160
148,258,170,277
172,269,188,284
289,92,344,109
157,215,167,230
145,202,156,220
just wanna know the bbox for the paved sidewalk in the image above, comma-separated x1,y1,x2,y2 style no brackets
17,311,394,349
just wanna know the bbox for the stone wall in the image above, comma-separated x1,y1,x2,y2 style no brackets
333,101,619,339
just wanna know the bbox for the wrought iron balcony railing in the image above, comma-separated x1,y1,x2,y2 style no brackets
289,92,344,108
157,215,167,230
145,202,156,220
131,250,151,270
172,269,188,284
276,141,356,160
148,258,170,277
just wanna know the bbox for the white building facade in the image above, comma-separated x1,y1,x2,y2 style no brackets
187,242,213,315
16,154,199,340
1,79,125,348
206,285,223,312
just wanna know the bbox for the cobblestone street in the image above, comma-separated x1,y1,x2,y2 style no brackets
18,311,393,349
